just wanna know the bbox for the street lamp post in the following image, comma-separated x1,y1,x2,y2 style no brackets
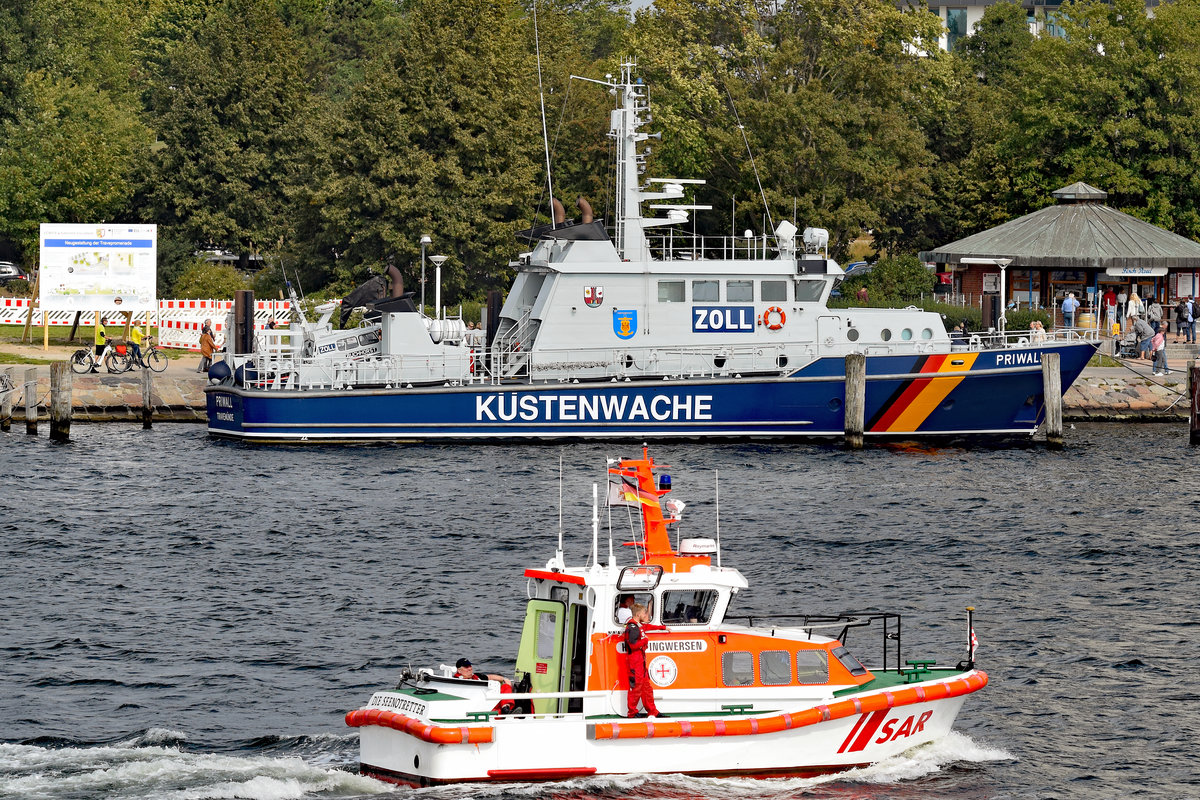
419,234,432,315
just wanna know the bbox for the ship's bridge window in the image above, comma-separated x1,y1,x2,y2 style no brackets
795,280,825,303
762,280,788,302
831,645,868,676
337,338,353,351
613,592,654,624
721,651,754,686
692,280,719,302
661,589,718,624
658,281,685,303
796,649,830,684
727,280,753,302
760,650,792,685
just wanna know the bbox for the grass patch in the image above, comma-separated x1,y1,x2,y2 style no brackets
0,352,55,365
1088,353,1122,368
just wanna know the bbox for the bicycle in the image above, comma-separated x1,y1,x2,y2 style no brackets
130,336,168,372
69,341,131,374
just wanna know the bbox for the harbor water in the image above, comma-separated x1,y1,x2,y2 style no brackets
1,423,1197,799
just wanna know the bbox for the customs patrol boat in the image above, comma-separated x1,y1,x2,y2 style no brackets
205,62,1096,442
344,448,988,785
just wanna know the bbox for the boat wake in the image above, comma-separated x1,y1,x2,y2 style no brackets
0,731,385,800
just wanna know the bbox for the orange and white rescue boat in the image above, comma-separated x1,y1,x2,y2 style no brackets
346,448,987,786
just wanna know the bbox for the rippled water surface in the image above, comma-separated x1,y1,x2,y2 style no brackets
2,423,1198,799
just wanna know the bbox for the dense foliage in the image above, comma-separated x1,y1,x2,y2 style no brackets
4,0,1200,302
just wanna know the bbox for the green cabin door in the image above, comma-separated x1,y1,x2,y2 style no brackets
515,599,565,714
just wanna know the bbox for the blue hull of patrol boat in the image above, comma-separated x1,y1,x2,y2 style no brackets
204,342,1095,442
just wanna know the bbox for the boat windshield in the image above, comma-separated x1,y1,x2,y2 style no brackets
661,589,719,625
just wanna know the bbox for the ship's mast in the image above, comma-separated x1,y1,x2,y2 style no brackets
578,61,690,262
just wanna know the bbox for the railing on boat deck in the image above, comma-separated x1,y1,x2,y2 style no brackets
642,230,791,261
957,326,1100,351
726,612,903,674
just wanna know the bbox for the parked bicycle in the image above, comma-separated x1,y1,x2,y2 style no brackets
69,340,131,374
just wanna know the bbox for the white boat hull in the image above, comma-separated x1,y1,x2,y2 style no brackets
353,672,983,785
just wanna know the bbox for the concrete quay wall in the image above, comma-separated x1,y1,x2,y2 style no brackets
6,371,206,422
3,368,1189,424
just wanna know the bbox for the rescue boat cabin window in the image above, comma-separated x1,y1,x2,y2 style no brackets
722,651,754,686
536,609,558,659
617,565,663,591
614,592,654,624
661,589,718,624
692,280,719,302
796,649,830,683
795,280,825,303
727,280,753,302
762,280,788,302
760,650,792,685
658,281,685,302
831,645,868,677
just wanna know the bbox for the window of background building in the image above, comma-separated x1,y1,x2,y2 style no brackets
947,8,967,51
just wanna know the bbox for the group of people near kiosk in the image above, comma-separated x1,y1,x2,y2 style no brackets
1099,287,1184,375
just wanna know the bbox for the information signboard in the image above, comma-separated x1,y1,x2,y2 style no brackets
39,223,157,312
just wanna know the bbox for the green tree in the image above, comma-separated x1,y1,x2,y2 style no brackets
0,72,151,263
629,0,945,260
299,0,543,300
862,254,934,302
137,0,320,264
171,259,249,298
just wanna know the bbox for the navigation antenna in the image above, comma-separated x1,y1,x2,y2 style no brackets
723,84,774,238
714,469,721,568
533,3,556,228
557,450,564,564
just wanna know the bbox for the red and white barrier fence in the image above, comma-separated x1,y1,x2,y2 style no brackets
0,298,291,352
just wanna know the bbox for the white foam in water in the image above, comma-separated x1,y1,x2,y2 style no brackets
415,732,1011,800
0,742,391,800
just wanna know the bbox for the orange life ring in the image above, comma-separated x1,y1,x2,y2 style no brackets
761,307,786,331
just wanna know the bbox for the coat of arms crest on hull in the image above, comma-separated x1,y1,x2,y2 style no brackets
613,309,637,339
584,286,604,307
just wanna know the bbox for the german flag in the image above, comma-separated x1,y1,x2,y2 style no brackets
607,475,658,508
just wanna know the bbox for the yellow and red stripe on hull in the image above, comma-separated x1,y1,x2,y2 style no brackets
867,353,980,433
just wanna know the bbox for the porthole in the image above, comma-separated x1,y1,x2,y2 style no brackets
777,355,789,368
881,329,893,342
901,328,913,341
624,354,634,368
714,356,727,368
847,328,860,342
828,397,842,411
921,328,933,340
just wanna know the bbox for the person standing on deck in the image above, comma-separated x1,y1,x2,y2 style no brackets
625,604,669,718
